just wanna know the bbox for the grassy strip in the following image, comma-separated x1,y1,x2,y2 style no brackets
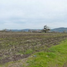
27,40,67,67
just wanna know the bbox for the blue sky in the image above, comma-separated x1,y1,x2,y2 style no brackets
0,0,67,29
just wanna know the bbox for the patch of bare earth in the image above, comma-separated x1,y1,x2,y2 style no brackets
63,61,67,67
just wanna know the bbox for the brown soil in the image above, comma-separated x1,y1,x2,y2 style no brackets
0,54,30,64
63,61,67,67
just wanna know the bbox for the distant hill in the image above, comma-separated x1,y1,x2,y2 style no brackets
51,27,67,32
3,27,67,32
6,29,41,32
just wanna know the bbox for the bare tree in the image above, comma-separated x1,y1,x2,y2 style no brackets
42,25,50,33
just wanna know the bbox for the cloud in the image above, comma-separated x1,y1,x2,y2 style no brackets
0,0,67,29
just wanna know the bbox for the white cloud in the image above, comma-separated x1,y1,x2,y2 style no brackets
0,0,67,29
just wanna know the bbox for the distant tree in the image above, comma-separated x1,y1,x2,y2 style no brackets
42,25,50,33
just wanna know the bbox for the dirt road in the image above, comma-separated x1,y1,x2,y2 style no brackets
63,61,67,67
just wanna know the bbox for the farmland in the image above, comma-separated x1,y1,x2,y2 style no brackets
0,32,67,67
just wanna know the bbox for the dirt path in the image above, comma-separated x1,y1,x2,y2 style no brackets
63,61,67,67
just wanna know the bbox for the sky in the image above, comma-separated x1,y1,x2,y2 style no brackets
0,0,67,29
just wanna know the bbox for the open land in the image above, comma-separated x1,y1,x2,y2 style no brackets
0,32,67,67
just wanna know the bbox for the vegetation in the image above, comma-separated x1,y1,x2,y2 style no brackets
0,32,67,67
42,25,50,33
26,39,67,67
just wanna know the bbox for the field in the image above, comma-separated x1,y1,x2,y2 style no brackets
0,32,67,67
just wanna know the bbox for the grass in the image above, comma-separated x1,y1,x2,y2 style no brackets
24,49,33,54
26,40,67,67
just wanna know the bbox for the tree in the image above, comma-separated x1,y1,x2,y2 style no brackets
42,25,50,33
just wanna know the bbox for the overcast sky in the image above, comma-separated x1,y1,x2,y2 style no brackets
0,0,67,29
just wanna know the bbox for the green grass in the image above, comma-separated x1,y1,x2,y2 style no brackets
24,49,33,54
27,40,67,67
